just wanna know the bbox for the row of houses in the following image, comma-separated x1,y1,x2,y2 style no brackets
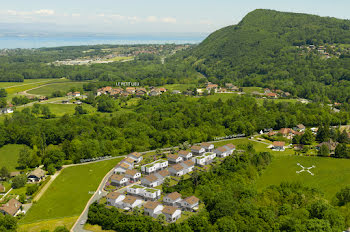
97,86,167,98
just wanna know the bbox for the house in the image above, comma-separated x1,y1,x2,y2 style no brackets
180,160,195,173
126,185,161,200
0,108,14,114
268,131,276,136
191,145,205,156
121,195,143,210
124,169,141,182
167,154,183,164
180,196,200,211
154,169,170,180
141,159,168,174
316,140,338,153
149,89,161,96
200,142,214,152
126,87,136,94
159,88,167,93
127,152,143,163
296,124,306,132
110,174,129,187
72,92,81,97
266,92,277,98
27,168,45,182
114,162,132,174
272,141,285,151
141,174,161,187
10,172,20,178
127,184,145,195
206,84,218,93
193,152,216,166
106,192,125,207
163,192,182,206
178,150,192,161
120,158,135,167
168,164,186,177
0,199,22,216
172,90,181,94
0,184,5,193
223,144,236,154
144,201,164,218
214,146,229,158
162,206,182,222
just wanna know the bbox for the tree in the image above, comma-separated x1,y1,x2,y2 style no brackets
41,105,54,119
338,130,350,144
0,98,7,108
32,103,41,115
47,164,56,175
17,146,32,169
74,105,87,115
156,214,166,225
54,226,69,232
11,175,27,189
0,89,7,98
0,167,10,180
318,144,330,157
300,129,314,145
336,186,350,206
316,124,330,142
215,216,237,232
334,143,349,158
26,184,39,195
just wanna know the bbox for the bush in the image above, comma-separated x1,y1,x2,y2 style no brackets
11,175,27,189
26,184,39,196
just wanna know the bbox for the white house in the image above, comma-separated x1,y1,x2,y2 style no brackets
141,174,161,187
178,150,192,161
223,144,236,155
200,142,214,152
110,174,129,187
106,192,125,207
180,196,200,211
272,141,285,151
141,159,168,174
114,162,132,174
120,158,135,167
127,152,143,163
168,164,186,177
193,152,216,166
162,206,182,222
180,160,195,173
144,201,164,218
143,188,162,200
121,195,143,210
154,169,170,180
167,154,183,164
124,169,141,182
163,192,182,206
191,145,205,156
214,146,229,158
127,184,145,195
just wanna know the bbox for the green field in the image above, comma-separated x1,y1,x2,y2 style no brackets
20,157,123,225
45,103,96,117
0,144,25,171
161,84,197,91
27,82,88,96
256,155,350,200
4,79,68,96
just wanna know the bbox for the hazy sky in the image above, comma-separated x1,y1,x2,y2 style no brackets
1,0,349,35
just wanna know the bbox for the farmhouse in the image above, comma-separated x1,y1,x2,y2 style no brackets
124,169,141,182
178,150,192,160
144,201,164,218
162,206,182,222
141,159,168,174
167,153,183,164
191,145,205,156
163,192,182,206
272,141,285,151
0,199,22,216
127,152,143,163
200,142,214,152
110,174,129,187
106,192,125,207
180,196,200,211
27,168,45,182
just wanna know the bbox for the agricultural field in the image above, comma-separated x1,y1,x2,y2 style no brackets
256,155,350,200
18,216,78,232
161,83,197,91
0,144,25,171
44,103,96,117
27,81,88,96
19,157,124,228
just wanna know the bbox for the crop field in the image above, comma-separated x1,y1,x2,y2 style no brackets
20,157,123,226
256,155,350,200
0,144,25,171
3,79,68,95
17,216,78,232
27,82,88,96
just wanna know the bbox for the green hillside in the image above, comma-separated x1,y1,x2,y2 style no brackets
180,9,350,103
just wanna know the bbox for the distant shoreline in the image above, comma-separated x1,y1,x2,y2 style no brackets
0,35,205,49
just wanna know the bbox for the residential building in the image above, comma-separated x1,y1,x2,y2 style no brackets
214,146,229,158
127,152,143,163
141,159,168,174
296,124,306,132
127,185,161,200
193,152,216,166
163,192,182,206
178,150,192,161
223,144,236,155
272,141,285,151
0,184,5,192
162,206,182,222
114,162,132,174
191,145,205,156
121,195,143,210
124,169,141,182
200,142,214,152
120,157,135,167
154,169,170,180
279,128,292,137
180,160,195,173
27,168,45,182
0,199,22,216
167,154,183,164
180,196,200,211
141,174,161,187
144,201,164,218
168,164,186,177
106,192,125,207
110,174,129,187
316,140,338,153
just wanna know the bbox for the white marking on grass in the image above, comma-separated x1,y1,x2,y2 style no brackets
296,163,316,176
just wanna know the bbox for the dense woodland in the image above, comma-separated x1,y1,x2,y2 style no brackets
88,149,349,231
0,94,348,172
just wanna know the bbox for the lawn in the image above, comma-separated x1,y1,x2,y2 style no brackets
243,87,264,94
4,79,68,96
27,82,88,96
20,157,124,225
161,84,197,91
205,93,240,101
17,216,78,232
45,103,96,117
0,144,25,171
255,98,299,105
256,155,350,200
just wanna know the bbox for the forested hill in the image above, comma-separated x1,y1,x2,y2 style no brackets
178,9,350,103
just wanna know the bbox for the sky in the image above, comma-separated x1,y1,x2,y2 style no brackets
0,0,349,36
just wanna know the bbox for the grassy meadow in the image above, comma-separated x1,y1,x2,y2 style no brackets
27,82,88,96
20,157,123,226
0,144,25,171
